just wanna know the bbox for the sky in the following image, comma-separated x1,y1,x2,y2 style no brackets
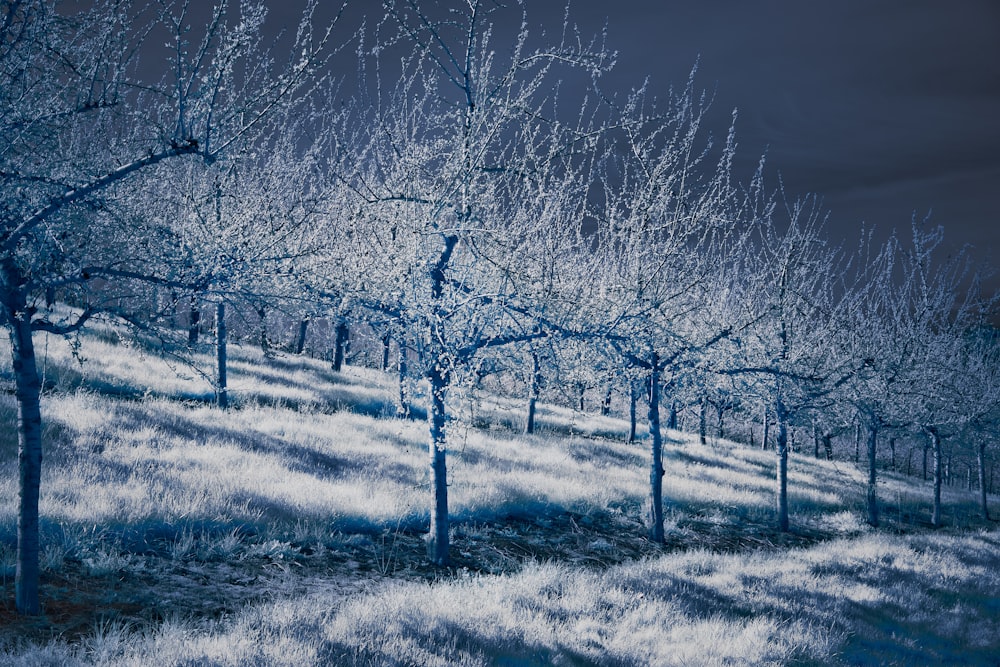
273,1,1000,280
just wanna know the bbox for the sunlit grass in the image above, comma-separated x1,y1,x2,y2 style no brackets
0,319,998,664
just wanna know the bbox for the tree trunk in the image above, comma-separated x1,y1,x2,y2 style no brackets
866,420,879,527
627,380,637,444
716,403,724,440
427,364,449,566
854,421,861,464
922,443,929,481
294,316,310,355
776,399,789,532
525,350,540,435
188,298,201,345
813,425,820,459
667,400,678,431
889,437,896,471
977,440,990,521
647,355,665,544
216,302,228,410
5,292,44,615
381,334,392,371
762,408,770,451
600,383,612,417
257,305,271,357
332,319,348,372
577,384,585,412
930,427,943,527
397,341,410,418
823,431,833,461
699,397,707,445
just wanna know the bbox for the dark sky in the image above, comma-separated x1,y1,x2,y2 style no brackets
275,1,1000,277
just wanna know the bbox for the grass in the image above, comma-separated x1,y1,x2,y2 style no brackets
0,323,997,664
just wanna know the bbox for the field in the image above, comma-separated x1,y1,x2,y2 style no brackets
1,325,998,665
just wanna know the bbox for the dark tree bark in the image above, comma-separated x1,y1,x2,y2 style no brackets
294,316,310,355
929,426,943,527
854,421,861,464
627,380,637,444
699,397,707,445
332,319,349,372
823,431,833,460
866,420,879,527
977,440,990,520
716,403,725,439
381,334,392,371
762,408,770,451
813,425,820,459
647,354,665,544
667,400,678,431
257,305,271,357
577,383,585,412
923,442,930,481
188,298,201,345
4,288,44,615
397,341,410,418
216,302,228,410
889,437,896,471
525,350,541,435
776,398,790,532
426,362,449,566
601,383,613,417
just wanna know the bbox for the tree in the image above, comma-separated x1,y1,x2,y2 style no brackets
0,0,331,614
331,0,611,566
731,197,857,531
585,75,759,543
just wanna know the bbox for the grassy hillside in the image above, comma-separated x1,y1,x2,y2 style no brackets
1,325,998,665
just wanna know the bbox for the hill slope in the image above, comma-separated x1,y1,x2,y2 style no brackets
0,326,997,665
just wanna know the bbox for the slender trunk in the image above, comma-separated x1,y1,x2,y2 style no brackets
525,350,540,435
381,334,392,372
749,422,756,449
648,355,665,544
257,306,271,357
716,404,724,440
776,399,789,532
977,441,990,521
930,427,943,527
216,302,228,410
577,384,585,412
813,425,820,459
854,421,861,464
627,381,637,444
823,431,833,460
427,364,449,566
600,383,613,417
922,443,929,481
188,298,200,345
332,319,348,372
762,409,770,451
667,400,678,431
397,342,410,418
866,420,879,527
294,317,310,355
699,397,707,445
5,290,44,615
889,437,896,471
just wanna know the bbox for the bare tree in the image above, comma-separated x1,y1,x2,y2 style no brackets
584,75,759,543
0,0,332,614
330,0,612,566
